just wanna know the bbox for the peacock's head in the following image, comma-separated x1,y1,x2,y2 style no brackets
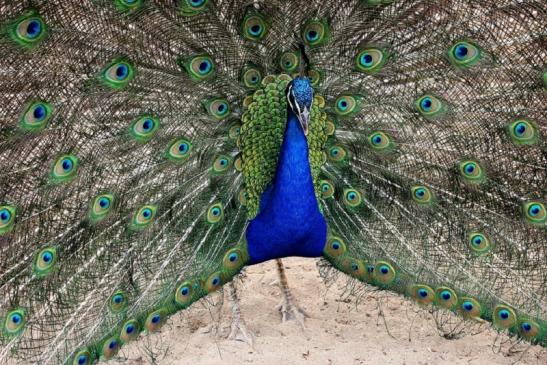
287,76,313,135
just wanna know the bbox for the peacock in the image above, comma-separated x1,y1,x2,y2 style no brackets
0,0,545,364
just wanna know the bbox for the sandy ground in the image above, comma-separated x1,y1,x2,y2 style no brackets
104,257,546,365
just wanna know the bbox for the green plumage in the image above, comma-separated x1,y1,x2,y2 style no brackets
0,1,545,364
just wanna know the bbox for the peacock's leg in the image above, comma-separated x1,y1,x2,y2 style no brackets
226,281,254,347
275,259,309,328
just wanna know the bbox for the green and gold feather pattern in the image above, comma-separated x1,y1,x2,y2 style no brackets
0,1,545,364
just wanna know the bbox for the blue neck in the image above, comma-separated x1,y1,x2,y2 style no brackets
245,107,327,264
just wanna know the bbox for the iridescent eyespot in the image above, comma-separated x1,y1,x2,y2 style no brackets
72,349,92,365
411,185,433,205
415,94,444,118
180,0,209,16
205,272,222,292
374,261,396,286
130,116,160,142
341,258,366,280
459,297,482,319
302,19,330,47
9,13,47,47
101,337,120,359
179,54,215,81
51,155,79,183
448,41,482,68
4,308,26,336
241,66,262,89
145,309,167,332
409,285,435,305
518,318,541,339
492,305,517,329
109,290,128,313
468,232,492,254
166,138,192,162
120,319,140,342
212,155,232,174
223,247,247,271
20,101,53,131
206,203,224,224
343,188,362,209
368,131,394,152
459,160,485,184
0,205,16,235
204,98,231,120
238,189,248,206
327,145,347,162
523,201,545,225
114,0,143,12
131,205,157,230
334,95,360,116
89,194,115,223
242,11,269,41
279,52,299,73
33,246,57,277
175,281,195,307
308,69,322,87
506,119,539,145
229,123,242,139
435,287,458,309
102,58,135,89
323,236,347,257
320,180,335,199
355,48,388,74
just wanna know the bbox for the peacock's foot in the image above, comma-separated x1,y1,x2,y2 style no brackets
226,281,255,348
276,298,309,329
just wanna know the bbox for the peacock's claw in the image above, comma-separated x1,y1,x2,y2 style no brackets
276,298,309,329
226,281,255,348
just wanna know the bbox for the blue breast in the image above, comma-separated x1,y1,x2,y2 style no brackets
245,109,328,264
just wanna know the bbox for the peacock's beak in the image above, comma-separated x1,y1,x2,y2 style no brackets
297,106,310,136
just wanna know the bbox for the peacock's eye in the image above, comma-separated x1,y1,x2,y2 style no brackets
302,19,329,47
506,119,538,145
10,14,47,47
459,160,485,184
355,48,387,74
523,201,545,225
343,188,362,208
120,319,140,342
374,261,396,285
51,155,79,183
416,94,444,118
206,203,224,224
109,291,128,313
212,155,232,174
468,232,492,254
448,41,482,68
460,297,481,318
180,0,209,15
411,185,433,205
21,101,53,131
101,337,120,360
175,281,194,306
229,123,242,139
327,145,347,162
308,69,322,87
242,67,262,88
324,236,347,257
334,95,358,116
204,98,231,120
368,131,394,152
145,309,167,332
435,287,458,309
279,52,299,72
4,309,26,336
166,138,192,162
131,205,157,230
130,116,160,142
180,55,215,81
319,180,335,199
114,0,144,12
223,247,247,270
72,349,92,365
242,12,269,41
33,246,58,277
102,58,135,89
90,194,115,222
0,205,16,235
